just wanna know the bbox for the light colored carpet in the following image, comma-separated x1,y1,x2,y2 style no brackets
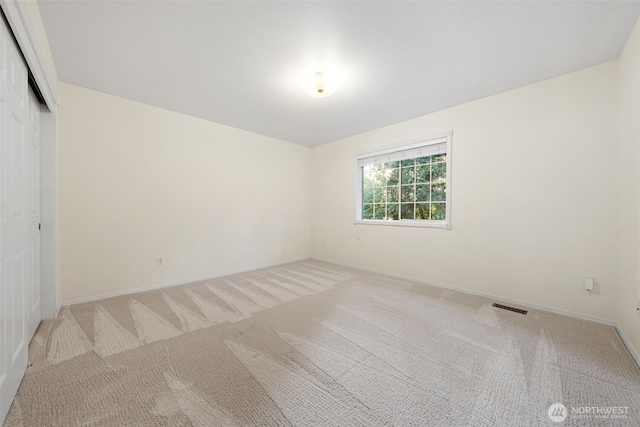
4,260,640,426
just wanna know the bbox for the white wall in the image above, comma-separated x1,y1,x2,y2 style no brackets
617,18,640,359
312,62,618,322
58,83,311,303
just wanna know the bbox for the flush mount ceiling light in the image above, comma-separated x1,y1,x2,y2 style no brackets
303,72,337,98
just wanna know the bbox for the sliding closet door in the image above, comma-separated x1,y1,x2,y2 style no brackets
0,14,31,422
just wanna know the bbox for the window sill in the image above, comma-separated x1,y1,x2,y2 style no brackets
354,219,451,229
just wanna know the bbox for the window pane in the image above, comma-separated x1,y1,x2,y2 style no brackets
401,203,415,219
363,204,373,219
386,186,399,203
401,185,415,202
415,184,430,202
387,203,399,220
364,164,374,175
416,165,430,183
432,203,446,220
386,168,399,186
363,186,374,203
401,159,415,167
363,166,375,189
374,187,385,203
374,204,386,220
401,166,415,184
416,155,432,165
431,162,446,183
433,154,446,163
416,203,430,220
373,164,386,187
431,183,446,202
385,161,400,169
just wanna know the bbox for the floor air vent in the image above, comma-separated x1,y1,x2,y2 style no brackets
492,303,528,315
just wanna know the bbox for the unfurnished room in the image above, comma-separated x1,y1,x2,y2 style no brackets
0,1,640,426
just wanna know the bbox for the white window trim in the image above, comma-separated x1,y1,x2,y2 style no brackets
354,131,453,229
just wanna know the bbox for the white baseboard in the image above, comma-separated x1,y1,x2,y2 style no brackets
311,256,617,326
616,324,640,369
58,256,312,310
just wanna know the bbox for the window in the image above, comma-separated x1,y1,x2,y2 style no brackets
355,132,452,228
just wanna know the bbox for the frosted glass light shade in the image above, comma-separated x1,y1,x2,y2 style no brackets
303,72,336,98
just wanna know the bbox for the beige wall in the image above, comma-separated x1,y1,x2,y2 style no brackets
58,83,311,303
617,18,640,359
311,62,618,322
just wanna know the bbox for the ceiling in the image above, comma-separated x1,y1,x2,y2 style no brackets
38,1,640,147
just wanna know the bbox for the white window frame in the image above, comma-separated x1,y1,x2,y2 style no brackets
354,131,452,229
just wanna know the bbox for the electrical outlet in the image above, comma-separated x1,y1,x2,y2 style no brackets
157,256,164,266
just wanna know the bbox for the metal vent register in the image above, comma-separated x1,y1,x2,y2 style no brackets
492,303,528,315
